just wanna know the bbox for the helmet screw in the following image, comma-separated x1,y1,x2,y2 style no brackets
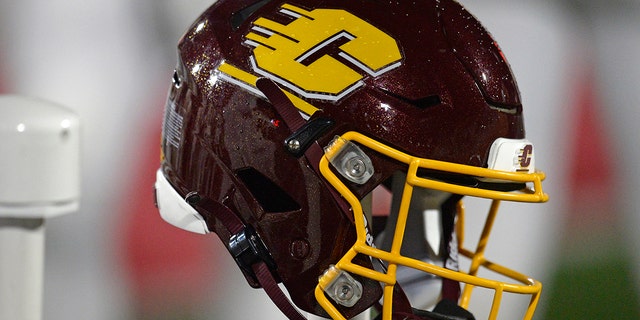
290,239,311,259
346,157,367,178
287,139,301,152
185,191,201,205
334,282,355,302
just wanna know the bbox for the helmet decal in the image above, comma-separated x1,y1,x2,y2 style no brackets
518,144,534,171
218,3,403,105
486,138,537,174
161,99,183,149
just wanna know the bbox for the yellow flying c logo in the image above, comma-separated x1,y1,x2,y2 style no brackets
218,3,403,115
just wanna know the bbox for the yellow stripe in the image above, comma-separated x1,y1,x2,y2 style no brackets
283,91,319,116
217,61,319,117
218,61,258,85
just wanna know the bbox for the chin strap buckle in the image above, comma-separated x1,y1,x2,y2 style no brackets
228,225,277,283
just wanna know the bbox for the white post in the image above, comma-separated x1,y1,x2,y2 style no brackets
0,95,80,320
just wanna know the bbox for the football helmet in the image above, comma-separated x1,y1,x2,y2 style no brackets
153,0,549,319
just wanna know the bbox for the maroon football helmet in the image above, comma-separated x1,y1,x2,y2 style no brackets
154,0,548,319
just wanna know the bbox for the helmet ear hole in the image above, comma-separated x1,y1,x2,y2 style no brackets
235,167,301,213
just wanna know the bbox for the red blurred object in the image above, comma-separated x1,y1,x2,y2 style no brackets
569,70,612,190
118,99,222,316
566,65,614,225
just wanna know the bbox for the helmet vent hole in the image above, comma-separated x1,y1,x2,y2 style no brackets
414,95,442,109
378,88,441,110
235,167,301,213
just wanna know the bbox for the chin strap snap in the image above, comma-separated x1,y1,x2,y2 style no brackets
202,199,306,320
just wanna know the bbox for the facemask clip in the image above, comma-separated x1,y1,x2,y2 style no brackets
324,136,374,184
320,265,363,308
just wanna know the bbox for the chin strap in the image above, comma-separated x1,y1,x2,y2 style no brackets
202,199,306,320
199,77,325,320
256,77,354,220
252,262,307,320
256,78,307,132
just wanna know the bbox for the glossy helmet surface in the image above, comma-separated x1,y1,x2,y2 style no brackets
154,0,548,319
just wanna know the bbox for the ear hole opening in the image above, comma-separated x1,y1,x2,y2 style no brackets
235,167,301,213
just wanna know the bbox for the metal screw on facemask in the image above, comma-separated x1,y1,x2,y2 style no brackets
321,265,363,307
335,282,355,302
287,139,301,152
325,136,374,184
345,157,367,179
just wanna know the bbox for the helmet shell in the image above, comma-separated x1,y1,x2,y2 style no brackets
160,0,525,316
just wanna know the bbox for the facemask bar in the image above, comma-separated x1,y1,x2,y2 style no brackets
315,131,548,320
455,200,541,320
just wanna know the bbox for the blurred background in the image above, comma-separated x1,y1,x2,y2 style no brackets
0,0,638,319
